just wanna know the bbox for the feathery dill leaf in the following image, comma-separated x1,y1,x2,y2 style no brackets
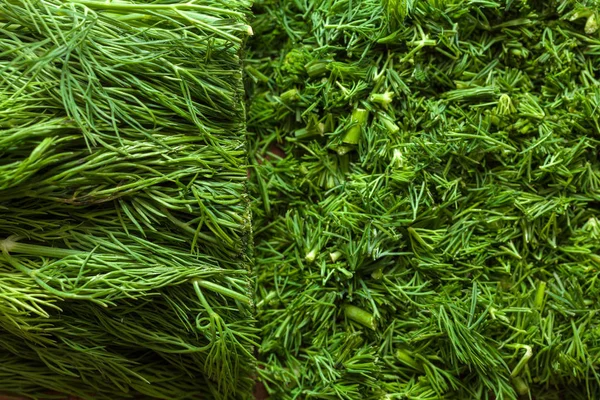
247,0,600,398
0,0,255,399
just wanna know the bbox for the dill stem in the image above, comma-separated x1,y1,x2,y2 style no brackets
343,109,368,145
193,279,250,304
343,304,376,330
395,349,421,370
510,345,533,377
0,239,85,258
67,1,245,18
534,281,546,309
512,376,529,395
193,280,215,315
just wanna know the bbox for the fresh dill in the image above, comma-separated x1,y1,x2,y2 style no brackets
0,1,255,399
247,0,600,398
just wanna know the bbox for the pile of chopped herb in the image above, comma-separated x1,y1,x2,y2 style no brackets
0,1,255,399
247,0,600,398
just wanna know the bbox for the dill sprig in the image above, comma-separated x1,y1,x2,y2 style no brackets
247,0,600,398
0,0,255,399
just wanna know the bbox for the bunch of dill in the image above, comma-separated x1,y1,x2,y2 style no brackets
0,1,255,399
247,0,600,398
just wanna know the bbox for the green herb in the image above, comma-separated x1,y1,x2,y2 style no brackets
247,0,600,398
0,0,255,399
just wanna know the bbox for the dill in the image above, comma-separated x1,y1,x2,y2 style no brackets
0,0,255,399
247,0,600,398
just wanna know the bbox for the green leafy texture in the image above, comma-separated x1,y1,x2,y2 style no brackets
0,0,255,399
247,0,600,398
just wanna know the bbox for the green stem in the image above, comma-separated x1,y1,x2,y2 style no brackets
305,248,317,263
193,279,250,305
512,376,529,395
193,280,215,315
343,109,368,145
280,89,299,103
395,349,421,370
305,61,329,78
67,0,245,18
379,112,400,134
369,92,394,108
344,304,376,330
510,344,533,377
534,281,546,310
0,238,85,258
246,66,270,83
329,251,342,262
